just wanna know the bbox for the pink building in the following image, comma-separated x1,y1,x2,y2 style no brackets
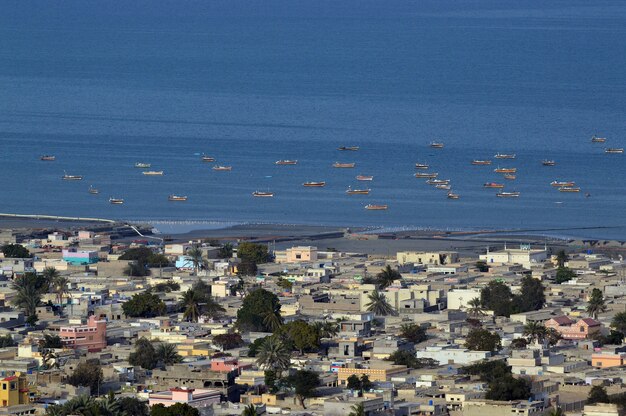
149,387,221,409
545,316,601,340
210,357,251,375
59,315,107,352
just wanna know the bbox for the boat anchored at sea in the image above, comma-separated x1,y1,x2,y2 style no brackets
471,160,492,165
414,172,438,178
494,167,517,173
338,146,359,151
496,191,520,198
542,160,556,166
62,172,83,181
605,148,624,154
429,142,444,148
252,191,274,198
559,186,581,193
275,160,298,165
484,182,505,189
591,136,606,143
109,197,124,204
142,171,164,176
447,191,460,199
88,185,99,194
40,155,56,161
551,180,575,187
134,162,151,168
356,175,373,181
346,187,371,195
365,204,388,210
201,155,216,162
213,165,232,171
168,195,188,201
415,163,429,169
495,153,516,159
426,179,450,185
333,162,356,168
303,181,326,187
504,174,516,180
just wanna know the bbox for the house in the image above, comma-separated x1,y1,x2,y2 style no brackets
0,373,29,408
479,245,548,268
416,345,492,365
58,315,107,352
591,350,626,369
274,246,318,264
62,248,98,265
148,387,221,409
545,316,601,340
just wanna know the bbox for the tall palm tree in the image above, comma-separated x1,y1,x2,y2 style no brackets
262,309,284,332
42,267,59,289
187,246,204,275
611,311,626,335
256,336,291,376
467,297,486,318
586,288,608,320
180,289,201,322
242,404,259,416
348,402,365,416
523,321,548,344
51,275,70,313
203,296,226,319
11,275,43,324
156,343,182,367
376,265,402,289
365,290,397,316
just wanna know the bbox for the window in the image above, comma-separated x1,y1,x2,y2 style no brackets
580,327,584,332
2,383,6,390
10,382,15,390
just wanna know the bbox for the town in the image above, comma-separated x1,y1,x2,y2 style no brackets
0,223,625,416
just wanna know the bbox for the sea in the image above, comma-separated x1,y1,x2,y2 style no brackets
1,0,625,240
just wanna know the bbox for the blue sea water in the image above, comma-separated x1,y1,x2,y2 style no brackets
1,0,625,239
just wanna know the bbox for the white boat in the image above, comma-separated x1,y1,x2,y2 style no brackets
496,191,520,198
168,195,188,201
356,175,373,181
333,162,356,168
275,160,298,165
365,204,388,210
605,148,624,154
109,197,124,204
429,142,444,148
142,171,164,176
495,153,516,159
213,165,232,171
62,173,83,181
88,186,99,195
134,162,151,168
252,191,274,197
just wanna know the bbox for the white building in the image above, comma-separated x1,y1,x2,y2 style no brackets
416,345,491,365
479,244,548,269
447,289,482,310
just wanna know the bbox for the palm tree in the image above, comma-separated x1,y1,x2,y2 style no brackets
242,404,259,416
376,265,401,289
312,321,339,339
586,288,608,320
180,289,201,322
611,311,626,336
11,275,43,324
156,343,182,367
523,321,548,344
187,246,204,275
365,290,397,316
51,275,70,314
547,406,565,416
203,296,226,319
348,402,365,416
262,309,284,332
42,266,59,288
256,336,291,376
467,297,486,318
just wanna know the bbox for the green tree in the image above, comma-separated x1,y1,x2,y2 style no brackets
485,375,531,401
218,243,234,259
276,277,293,292
462,360,511,383
365,290,396,316
465,328,502,352
237,242,270,264
128,337,158,370
119,246,154,262
0,334,15,348
39,334,63,349
155,343,182,367
286,369,320,409
150,402,199,416
346,374,362,391
476,261,489,272
118,397,150,416
516,276,545,312
587,288,608,320
386,350,438,369
242,404,259,416
587,385,609,404
11,273,47,325
312,321,340,340
122,292,166,318
546,328,562,347
186,246,205,275
150,280,180,293
555,267,576,284
467,297,486,318
49,272,70,314
255,335,291,376
67,361,103,395
376,265,402,289
282,320,319,354
510,338,529,349
399,323,427,344
147,254,172,278
348,402,365,416
2,244,31,258
555,250,568,268
213,333,244,350
237,260,258,276
179,282,224,322
236,288,282,332
611,311,626,336
523,321,548,344
247,336,269,357
124,262,150,277
481,281,514,317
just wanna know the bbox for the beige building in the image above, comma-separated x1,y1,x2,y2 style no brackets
275,246,318,264
397,251,458,265
583,403,625,416
479,245,548,269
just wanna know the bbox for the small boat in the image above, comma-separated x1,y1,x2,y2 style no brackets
471,160,492,165
201,156,216,162
426,179,450,185
551,180,575,187
414,172,438,178
429,142,444,148
142,171,164,176
494,167,517,173
109,197,124,204
495,153,516,159
484,182,505,189
62,173,83,181
356,175,373,181
168,195,188,201
88,186,99,195
559,186,581,193
333,162,356,168
496,191,520,198
40,155,56,161
365,204,388,210
504,174,516,180
275,160,298,165
435,184,451,190
338,146,359,151
415,163,430,169
346,187,371,195
605,148,624,154
252,191,274,197
213,165,232,171
591,136,606,143
447,192,460,199
134,162,151,168
303,181,326,187
542,160,556,166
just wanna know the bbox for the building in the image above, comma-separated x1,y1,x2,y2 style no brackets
274,246,319,264
447,289,482,310
397,251,459,265
416,345,491,365
591,350,626,369
62,248,98,265
462,399,547,416
148,387,221,409
583,403,625,416
58,315,107,352
0,373,29,408
479,245,548,268
545,316,601,340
